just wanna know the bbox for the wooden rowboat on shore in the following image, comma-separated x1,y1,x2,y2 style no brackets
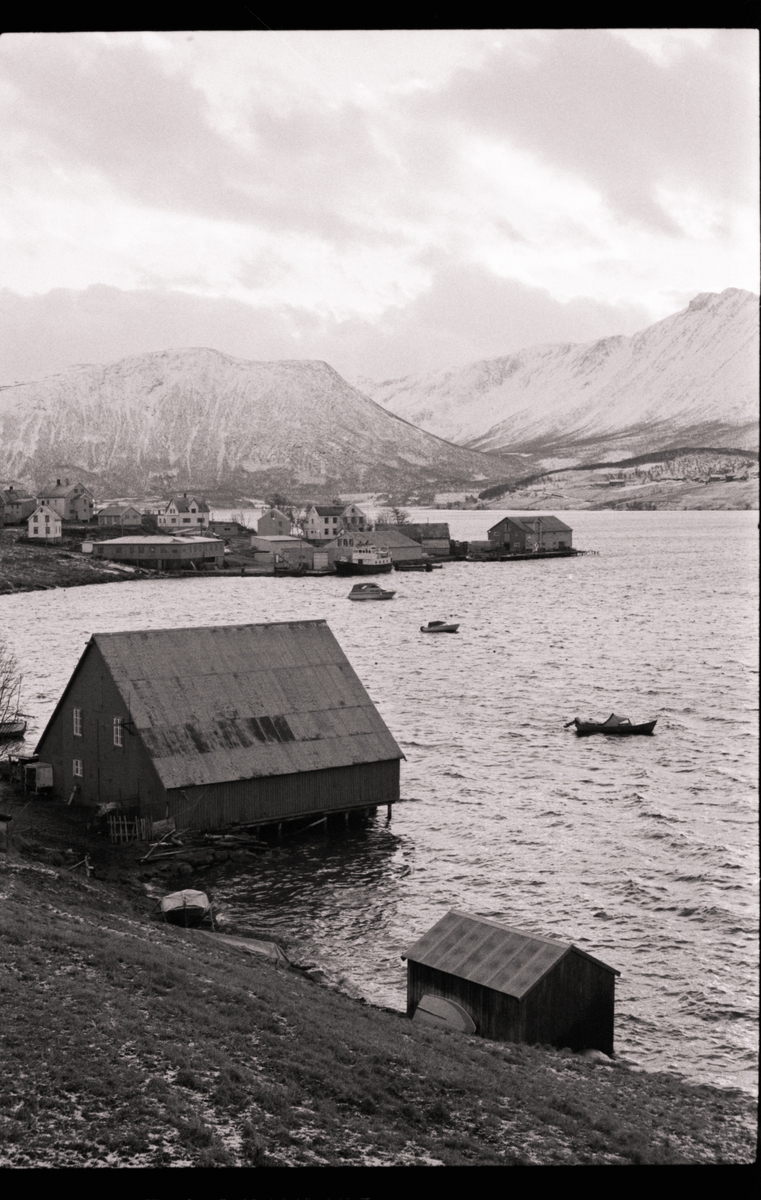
160,889,211,927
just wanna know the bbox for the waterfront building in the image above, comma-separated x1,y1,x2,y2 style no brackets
487,516,573,553
34,621,404,830
27,504,63,542
90,534,224,571
377,522,451,556
404,911,619,1054
249,535,314,570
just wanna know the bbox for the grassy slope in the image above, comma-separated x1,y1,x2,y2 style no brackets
0,796,756,1170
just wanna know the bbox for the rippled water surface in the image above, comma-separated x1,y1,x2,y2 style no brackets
1,510,757,1094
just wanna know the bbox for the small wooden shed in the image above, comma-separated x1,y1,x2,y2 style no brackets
404,911,620,1054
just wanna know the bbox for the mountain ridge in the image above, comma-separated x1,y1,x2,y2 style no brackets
356,288,759,463
0,346,520,498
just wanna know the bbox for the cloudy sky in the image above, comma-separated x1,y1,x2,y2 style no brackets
0,28,757,385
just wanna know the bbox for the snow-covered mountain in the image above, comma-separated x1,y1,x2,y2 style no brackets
357,289,759,461
0,349,515,497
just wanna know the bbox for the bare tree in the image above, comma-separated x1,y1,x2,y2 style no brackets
0,638,23,728
376,506,411,527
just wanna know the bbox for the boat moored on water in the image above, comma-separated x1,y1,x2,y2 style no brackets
347,582,396,601
566,714,657,737
420,620,459,633
160,889,211,927
334,541,393,575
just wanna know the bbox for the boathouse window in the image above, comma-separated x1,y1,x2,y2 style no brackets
73,759,83,777
73,707,82,737
113,717,123,747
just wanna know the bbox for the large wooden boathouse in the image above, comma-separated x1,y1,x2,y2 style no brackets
34,622,403,830
404,911,620,1054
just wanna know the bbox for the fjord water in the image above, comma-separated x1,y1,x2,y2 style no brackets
2,511,757,1095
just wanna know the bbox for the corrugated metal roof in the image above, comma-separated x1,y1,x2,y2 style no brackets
404,911,618,999
91,622,403,790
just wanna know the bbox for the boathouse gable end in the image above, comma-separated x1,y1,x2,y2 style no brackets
404,911,619,1055
34,641,164,811
36,622,403,829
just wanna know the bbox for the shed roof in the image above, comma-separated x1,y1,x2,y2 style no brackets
96,535,220,545
37,622,403,792
404,911,618,1000
97,504,142,517
488,516,572,535
388,522,451,541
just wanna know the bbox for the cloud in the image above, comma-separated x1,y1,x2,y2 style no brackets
418,30,759,229
0,276,657,387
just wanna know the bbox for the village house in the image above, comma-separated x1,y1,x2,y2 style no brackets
37,478,94,523
157,494,210,529
1,486,37,524
404,911,619,1055
257,507,293,536
33,622,404,831
323,529,423,568
207,520,247,540
27,504,63,542
249,535,314,571
96,504,143,528
304,503,372,543
90,534,224,571
487,516,573,553
377,521,452,557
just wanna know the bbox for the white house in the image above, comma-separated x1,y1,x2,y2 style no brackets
37,479,94,522
157,494,210,529
304,503,372,543
28,504,63,542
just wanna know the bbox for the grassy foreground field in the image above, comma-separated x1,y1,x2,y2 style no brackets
0,794,756,1171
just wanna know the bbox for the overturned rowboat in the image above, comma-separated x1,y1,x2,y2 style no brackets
566,713,657,737
160,889,211,927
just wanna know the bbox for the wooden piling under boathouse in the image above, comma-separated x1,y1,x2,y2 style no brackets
33,621,404,831
403,911,620,1055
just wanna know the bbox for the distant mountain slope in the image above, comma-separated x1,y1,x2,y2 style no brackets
0,349,516,497
358,289,759,461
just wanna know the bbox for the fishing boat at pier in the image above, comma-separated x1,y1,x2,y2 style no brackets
334,541,393,575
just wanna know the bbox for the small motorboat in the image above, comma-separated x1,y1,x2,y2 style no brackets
565,713,657,737
348,583,396,601
420,620,459,633
160,889,211,928
0,719,26,740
